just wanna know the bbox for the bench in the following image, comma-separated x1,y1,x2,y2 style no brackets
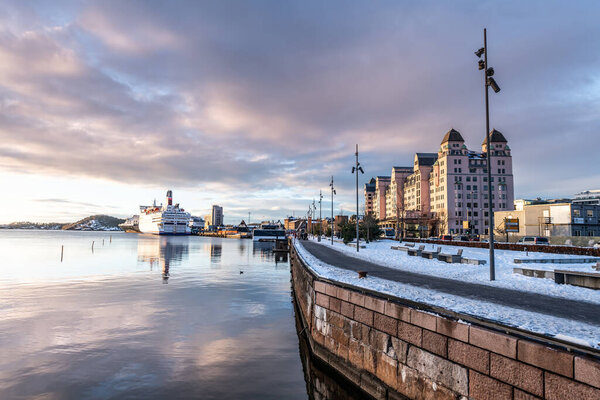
462,258,487,265
554,270,600,290
437,249,464,263
407,245,426,257
390,246,409,252
421,247,442,259
513,267,555,279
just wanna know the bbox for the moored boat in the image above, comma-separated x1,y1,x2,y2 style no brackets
138,190,191,235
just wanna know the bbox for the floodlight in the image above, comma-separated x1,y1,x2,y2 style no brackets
488,77,501,93
358,166,364,174
478,60,485,70
475,47,484,58
486,67,494,77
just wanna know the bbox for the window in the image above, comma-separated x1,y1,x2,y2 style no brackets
574,209,581,217
587,210,594,217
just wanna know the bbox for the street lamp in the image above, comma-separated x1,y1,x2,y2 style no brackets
319,190,323,241
330,176,336,245
475,28,501,281
351,144,364,252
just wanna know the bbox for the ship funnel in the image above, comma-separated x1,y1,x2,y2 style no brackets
166,190,173,206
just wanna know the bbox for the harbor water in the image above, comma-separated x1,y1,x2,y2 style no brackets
0,230,356,399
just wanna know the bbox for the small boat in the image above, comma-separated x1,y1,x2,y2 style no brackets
252,223,286,242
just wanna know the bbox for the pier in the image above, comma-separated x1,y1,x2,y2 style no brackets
290,239,600,400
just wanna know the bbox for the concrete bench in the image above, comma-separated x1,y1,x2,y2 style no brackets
462,258,487,265
514,258,600,264
407,245,426,257
421,247,442,259
554,270,600,290
513,267,555,279
390,246,409,252
437,249,464,263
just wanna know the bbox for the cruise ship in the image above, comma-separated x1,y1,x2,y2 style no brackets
138,190,191,235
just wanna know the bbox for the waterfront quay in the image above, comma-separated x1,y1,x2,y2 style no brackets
291,238,600,400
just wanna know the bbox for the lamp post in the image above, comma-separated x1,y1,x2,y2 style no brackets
475,28,501,281
330,176,336,245
352,144,364,252
319,190,323,240
312,199,317,237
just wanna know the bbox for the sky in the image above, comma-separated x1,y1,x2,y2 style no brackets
0,1,599,224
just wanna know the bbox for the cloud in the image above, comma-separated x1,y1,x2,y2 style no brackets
0,0,599,221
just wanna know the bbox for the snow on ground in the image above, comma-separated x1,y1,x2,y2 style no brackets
309,237,600,305
294,239,600,349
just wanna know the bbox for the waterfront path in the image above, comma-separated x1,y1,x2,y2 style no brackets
300,240,600,325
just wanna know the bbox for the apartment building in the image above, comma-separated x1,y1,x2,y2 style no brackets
385,167,413,220
366,128,514,236
364,178,376,215
373,176,391,221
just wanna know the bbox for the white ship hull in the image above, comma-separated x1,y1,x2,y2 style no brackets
139,213,191,235
138,190,191,235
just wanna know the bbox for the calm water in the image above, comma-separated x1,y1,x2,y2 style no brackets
0,230,339,399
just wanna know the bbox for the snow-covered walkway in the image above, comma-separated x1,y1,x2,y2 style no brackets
294,238,600,349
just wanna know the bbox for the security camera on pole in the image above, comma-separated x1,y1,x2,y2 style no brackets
475,28,501,281
351,144,364,252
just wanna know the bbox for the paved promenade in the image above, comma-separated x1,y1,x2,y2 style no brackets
301,240,600,325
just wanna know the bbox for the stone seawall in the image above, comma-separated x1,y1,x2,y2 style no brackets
290,242,600,400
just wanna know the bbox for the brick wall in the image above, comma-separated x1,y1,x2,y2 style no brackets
290,244,600,400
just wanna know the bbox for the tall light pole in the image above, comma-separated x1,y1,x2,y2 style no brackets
312,199,317,236
352,144,364,252
330,176,336,245
319,190,323,240
475,28,501,281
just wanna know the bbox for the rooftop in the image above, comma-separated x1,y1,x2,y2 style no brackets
440,128,464,144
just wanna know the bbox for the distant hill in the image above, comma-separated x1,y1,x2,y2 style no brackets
1,215,125,231
1,221,64,230
62,215,125,231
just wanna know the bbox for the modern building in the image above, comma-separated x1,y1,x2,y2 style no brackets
211,205,224,227
495,202,600,237
366,128,515,236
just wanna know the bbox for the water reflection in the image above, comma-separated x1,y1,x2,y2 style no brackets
252,241,275,260
137,235,190,283
0,231,307,399
210,243,222,263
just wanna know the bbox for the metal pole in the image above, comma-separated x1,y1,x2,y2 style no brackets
319,190,323,238
331,176,334,245
355,144,360,252
484,28,496,281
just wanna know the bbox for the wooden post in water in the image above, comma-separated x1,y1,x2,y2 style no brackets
92,241,94,253
110,235,112,243
102,239,104,246
61,245,64,262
